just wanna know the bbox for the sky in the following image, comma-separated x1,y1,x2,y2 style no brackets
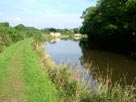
0,0,97,29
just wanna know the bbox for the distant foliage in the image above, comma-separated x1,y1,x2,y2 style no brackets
0,22,41,52
41,27,75,35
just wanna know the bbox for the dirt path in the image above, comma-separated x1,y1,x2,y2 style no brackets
0,42,25,102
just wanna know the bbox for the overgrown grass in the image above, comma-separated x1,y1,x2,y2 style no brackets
89,68,136,102
84,61,136,102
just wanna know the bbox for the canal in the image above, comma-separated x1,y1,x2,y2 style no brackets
45,38,136,84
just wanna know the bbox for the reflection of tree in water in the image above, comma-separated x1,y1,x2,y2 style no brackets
79,39,136,84
79,38,89,49
49,38,61,44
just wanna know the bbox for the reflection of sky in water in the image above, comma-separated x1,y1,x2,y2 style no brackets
45,40,82,67
45,39,96,87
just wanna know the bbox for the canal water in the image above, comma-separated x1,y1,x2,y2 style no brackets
45,38,136,84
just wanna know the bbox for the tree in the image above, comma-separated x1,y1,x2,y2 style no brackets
80,0,136,50
0,22,9,28
49,28,57,32
14,24,25,31
73,28,80,34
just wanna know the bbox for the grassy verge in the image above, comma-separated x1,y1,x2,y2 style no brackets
32,40,92,102
22,39,62,102
33,38,136,102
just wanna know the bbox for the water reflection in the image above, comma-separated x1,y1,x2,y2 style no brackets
45,39,136,84
80,42,136,84
45,39,96,86
49,38,61,44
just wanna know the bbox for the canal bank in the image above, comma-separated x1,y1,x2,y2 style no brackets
33,37,136,102
33,40,92,102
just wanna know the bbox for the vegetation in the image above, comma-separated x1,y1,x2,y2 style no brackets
33,40,91,102
90,75,136,102
80,0,136,51
22,39,61,102
0,37,135,101
84,65,136,102
33,36,136,102
41,27,81,36
0,39,62,102
0,22,41,52
0,13,135,101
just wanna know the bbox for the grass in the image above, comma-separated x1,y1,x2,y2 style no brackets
0,37,135,102
33,40,93,102
22,39,61,102
0,38,62,102
81,63,136,102
33,37,136,102
90,68,136,102
0,40,26,102
0,40,22,81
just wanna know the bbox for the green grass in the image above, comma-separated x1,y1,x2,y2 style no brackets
0,39,62,102
0,37,135,102
22,39,61,102
0,40,24,81
34,40,91,102
0,40,26,102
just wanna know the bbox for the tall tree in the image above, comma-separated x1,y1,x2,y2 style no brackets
80,0,136,49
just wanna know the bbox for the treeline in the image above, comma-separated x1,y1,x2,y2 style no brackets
41,27,80,35
80,0,136,51
0,22,80,52
0,22,41,52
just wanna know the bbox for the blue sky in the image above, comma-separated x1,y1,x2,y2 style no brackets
0,0,96,29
